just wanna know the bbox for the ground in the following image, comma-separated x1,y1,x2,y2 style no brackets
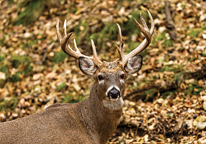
0,0,206,143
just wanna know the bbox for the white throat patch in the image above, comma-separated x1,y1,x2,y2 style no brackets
103,97,124,110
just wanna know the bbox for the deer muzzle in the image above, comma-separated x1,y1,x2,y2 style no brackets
107,87,120,101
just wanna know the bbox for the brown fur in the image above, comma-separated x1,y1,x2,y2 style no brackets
0,11,153,142
0,61,124,144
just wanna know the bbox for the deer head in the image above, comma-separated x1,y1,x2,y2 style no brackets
56,10,154,110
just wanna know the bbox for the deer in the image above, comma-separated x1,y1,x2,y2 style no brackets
0,10,154,144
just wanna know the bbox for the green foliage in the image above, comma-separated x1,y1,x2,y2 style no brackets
60,94,84,103
164,39,174,48
56,82,67,91
10,72,22,83
173,73,183,86
60,94,72,103
8,0,14,4
145,88,157,101
153,32,174,48
188,28,202,38
70,95,84,103
29,39,39,47
127,42,140,53
12,56,31,68
0,36,5,46
160,65,183,73
73,19,91,52
96,23,118,49
201,51,206,57
14,0,45,25
0,97,19,112
202,26,206,30
0,63,9,76
67,1,77,13
156,32,166,41
125,11,149,36
185,84,203,95
24,64,33,75
162,91,175,99
11,56,32,76
0,56,4,62
53,51,68,63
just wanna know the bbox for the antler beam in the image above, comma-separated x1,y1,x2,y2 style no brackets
56,20,102,66
116,10,154,67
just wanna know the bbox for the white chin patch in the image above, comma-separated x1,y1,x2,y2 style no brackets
109,95,120,101
103,97,124,110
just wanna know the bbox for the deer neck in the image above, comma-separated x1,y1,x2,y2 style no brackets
80,82,122,143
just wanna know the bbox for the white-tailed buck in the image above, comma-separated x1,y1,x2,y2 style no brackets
0,11,154,144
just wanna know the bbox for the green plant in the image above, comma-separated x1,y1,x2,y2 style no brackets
60,94,84,103
0,36,5,46
60,94,72,103
0,63,9,76
185,84,203,95
0,97,19,112
14,0,44,25
53,51,68,63
202,26,206,30
24,64,33,75
0,56,4,62
162,91,175,99
56,82,67,91
11,56,32,76
10,72,22,83
70,95,84,103
93,23,117,50
125,11,149,36
188,28,202,38
12,56,31,68
160,65,183,73
13,0,60,26
156,32,166,41
164,39,174,48
145,88,157,101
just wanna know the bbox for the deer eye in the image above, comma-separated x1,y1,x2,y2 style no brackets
120,74,124,79
98,75,103,80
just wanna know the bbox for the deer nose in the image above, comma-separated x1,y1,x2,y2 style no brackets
107,88,120,99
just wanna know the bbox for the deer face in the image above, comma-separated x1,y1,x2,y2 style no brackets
79,56,143,110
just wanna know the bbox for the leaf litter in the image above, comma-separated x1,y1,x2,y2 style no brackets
0,0,206,143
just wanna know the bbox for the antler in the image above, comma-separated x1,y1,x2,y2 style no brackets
56,20,102,66
116,10,154,67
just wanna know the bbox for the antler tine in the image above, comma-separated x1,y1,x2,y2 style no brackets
121,10,154,67
91,39,102,66
63,20,67,36
147,10,155,34
56,20,87,59
56,20,63,43
73,39,80,52
116,23,124,61
140,12,149,31
56,20,102,65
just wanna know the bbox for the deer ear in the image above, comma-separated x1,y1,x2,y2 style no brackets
124,55,142,75
79,57,97,76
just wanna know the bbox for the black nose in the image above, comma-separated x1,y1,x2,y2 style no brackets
108,88,120,99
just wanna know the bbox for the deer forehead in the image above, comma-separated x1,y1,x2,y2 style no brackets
99,61,123,74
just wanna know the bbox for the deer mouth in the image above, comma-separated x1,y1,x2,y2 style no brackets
107,88,120,101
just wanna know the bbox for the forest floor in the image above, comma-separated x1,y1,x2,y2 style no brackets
0,0,206,143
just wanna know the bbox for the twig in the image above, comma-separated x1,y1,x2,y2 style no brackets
165,0,177,41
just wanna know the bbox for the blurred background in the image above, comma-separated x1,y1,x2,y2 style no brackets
0,0,206,143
